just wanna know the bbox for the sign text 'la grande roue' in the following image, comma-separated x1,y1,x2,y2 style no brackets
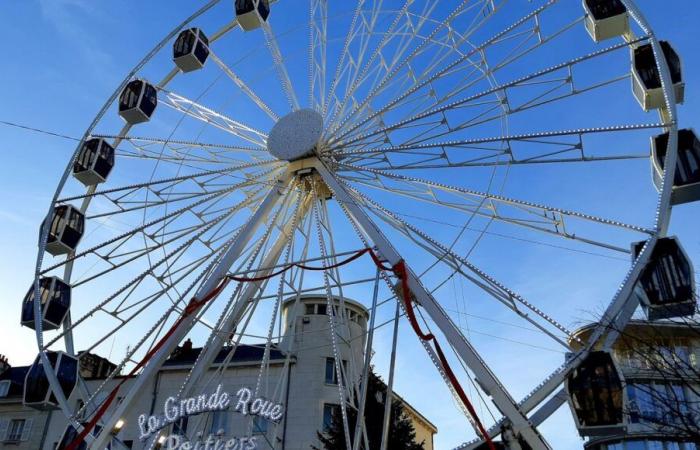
137,384,285,448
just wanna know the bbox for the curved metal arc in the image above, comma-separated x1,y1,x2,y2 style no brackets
619,1,678,236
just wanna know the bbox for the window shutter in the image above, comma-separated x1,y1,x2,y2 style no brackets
21,418,33,441
0,419,8,441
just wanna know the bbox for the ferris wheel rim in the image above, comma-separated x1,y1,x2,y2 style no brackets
27,0,684,448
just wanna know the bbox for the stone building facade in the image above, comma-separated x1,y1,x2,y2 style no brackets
572,321,700,450
0,296,436,449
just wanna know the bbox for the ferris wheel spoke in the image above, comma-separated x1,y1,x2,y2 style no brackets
323,0,364,118
329,0,501,140
331,123,664,169
335,37,648,149
311,186,354,450
46,187,270,348
89,164,277,220
176,182,301,393
80,236,226,439
114,140,268,171
309,0,328,112
158,88,269,147
57,160,279,203
345,184,576,347
78,251,221,358
336,164,651,251
66,189,265,296
260,16,300,111
326,0,433,131
330,1,573,142
325,0,388,127
42,169,280,276
208,51,280,121
178,192,313,408
41,200,242,352
101,134,267,157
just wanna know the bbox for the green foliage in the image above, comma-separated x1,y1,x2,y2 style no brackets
315,370,426,450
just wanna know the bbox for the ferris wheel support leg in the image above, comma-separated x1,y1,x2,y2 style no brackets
177,195,312,400
90,174,292,450
314,160,551,450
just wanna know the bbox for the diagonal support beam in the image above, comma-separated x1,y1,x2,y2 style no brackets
176,195,312,400
314,159,551,450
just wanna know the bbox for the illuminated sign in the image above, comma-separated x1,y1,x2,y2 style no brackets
137,384,285,445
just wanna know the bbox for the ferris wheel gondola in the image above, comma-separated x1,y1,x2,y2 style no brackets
173,28,210,72
24,1,698,449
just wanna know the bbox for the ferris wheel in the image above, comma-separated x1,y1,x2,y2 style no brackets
22,0,699,449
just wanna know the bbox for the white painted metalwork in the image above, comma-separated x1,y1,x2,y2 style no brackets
27,1,687,449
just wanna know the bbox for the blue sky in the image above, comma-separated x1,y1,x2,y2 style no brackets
1,1,700,449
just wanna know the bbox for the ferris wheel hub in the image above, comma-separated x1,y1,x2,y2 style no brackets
267,108,324,161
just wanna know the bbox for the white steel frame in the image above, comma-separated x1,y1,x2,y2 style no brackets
28,1,683,449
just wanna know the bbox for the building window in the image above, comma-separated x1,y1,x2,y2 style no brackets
7,419,26,441
253,416,268,434
305,304,316,315
325,358,347,385
322,404,340,432
0,380,9,398
209,411,228,435
627,382,689,425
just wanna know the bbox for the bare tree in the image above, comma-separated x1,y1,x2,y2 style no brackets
602,315,700,442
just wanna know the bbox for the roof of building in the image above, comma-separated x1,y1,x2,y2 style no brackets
0,366,29,398
569,319,700,348
163,341,288,368
0,343,289,399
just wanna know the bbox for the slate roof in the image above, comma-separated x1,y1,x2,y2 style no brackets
0,366,29,398
163,343,288,367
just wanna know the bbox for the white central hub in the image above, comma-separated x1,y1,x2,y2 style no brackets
267,109,324,161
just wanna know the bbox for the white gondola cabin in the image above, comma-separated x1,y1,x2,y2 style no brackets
236,0,270,31
173,28,210,72
118,79,158,124
583,0,629,42
632,41,684,111
566,351,625,436
44,204,85,256
20,277,71,331
651,129,700,205
632,237,696,320
24,351,78,410
73,138,115,186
